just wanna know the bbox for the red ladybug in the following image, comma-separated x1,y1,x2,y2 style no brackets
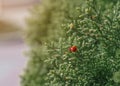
69,46,77,52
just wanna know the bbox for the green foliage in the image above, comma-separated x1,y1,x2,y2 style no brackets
25,0,82,45
21,45,49,86
113,70,120,83
21,0,82,86
21,0,120,86
44,0,120,86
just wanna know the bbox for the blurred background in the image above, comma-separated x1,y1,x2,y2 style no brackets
0,0,39,86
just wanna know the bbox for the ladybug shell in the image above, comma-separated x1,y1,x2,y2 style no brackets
70,46,77,52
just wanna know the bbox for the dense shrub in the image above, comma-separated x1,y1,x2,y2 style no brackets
21,0,120,86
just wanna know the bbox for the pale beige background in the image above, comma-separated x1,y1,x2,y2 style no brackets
0,0,39,86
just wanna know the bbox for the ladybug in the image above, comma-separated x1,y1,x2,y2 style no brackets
69,46,77,52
